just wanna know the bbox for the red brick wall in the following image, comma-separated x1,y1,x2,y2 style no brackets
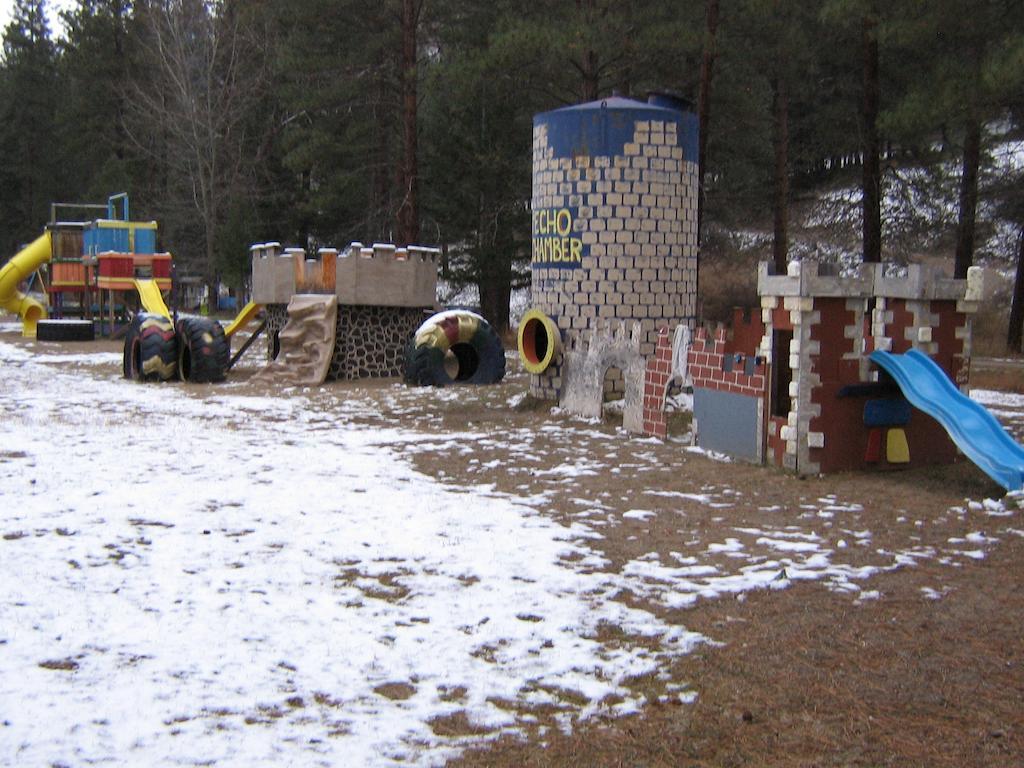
808,298,864,473
930,301,969,386
688,327,766,397
808,297,964,472
728,307,765,357
642,327,674,438
641,321,768,440
886,299,916,354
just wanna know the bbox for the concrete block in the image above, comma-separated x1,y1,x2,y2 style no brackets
965,266,984,302
783,296,814,312
252,253,297,304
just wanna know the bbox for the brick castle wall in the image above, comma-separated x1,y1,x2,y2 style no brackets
757,262,977,475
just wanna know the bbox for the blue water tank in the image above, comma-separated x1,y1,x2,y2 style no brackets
534,95,698,168
527,94,700,399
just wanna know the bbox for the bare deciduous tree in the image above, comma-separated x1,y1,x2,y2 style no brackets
127,0,268,306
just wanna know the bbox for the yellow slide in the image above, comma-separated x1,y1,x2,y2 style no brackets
133,278,171,319
224,300,262,338
0,231,51,338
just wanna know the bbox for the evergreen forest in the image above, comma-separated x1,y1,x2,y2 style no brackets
1,0,1022,344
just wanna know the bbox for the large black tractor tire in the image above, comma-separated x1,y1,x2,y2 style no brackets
37,319,94,342
176,316,229,383
123,313,177,381
403,310,506,387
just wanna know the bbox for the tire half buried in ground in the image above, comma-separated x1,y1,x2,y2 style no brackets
176,316,229,383
123,313,177,381
36,319,95,342
404,310,505,386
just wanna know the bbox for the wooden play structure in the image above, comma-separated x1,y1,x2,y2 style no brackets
1,193,172,337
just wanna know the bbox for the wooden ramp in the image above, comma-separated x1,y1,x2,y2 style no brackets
253,295,337,386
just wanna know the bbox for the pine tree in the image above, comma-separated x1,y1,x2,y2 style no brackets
57,0,136,199
419,0,534,333
884,0,1024,277
0,0,60,253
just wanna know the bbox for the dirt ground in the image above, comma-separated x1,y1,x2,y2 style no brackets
364,356,1024,768
5,328,1024,766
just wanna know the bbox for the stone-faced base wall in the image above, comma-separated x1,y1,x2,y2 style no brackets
331,305,425,380
264,301,426,380
266,304,289,358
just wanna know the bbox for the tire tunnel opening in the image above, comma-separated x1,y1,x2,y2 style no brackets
444,342,480,382
521,317,549,367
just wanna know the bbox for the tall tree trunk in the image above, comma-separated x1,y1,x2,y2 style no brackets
954,115,982,279
861,11,882,264
576,0,599,100
581,49,599,101
205,209,218,314
396,0,419,245
696,0,719,245
1007,228,1024,352
113,0,127,163
372,66,391,240
771,73,789,274
478,254,512,336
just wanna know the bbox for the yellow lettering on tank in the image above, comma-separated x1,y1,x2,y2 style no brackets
532,207,585,266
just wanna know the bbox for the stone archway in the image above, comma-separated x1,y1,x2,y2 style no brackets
560,320,646,433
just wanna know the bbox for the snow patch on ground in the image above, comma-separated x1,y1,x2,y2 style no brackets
2,338,1022,764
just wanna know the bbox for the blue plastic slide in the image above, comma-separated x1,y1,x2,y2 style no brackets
870,348,1024,490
